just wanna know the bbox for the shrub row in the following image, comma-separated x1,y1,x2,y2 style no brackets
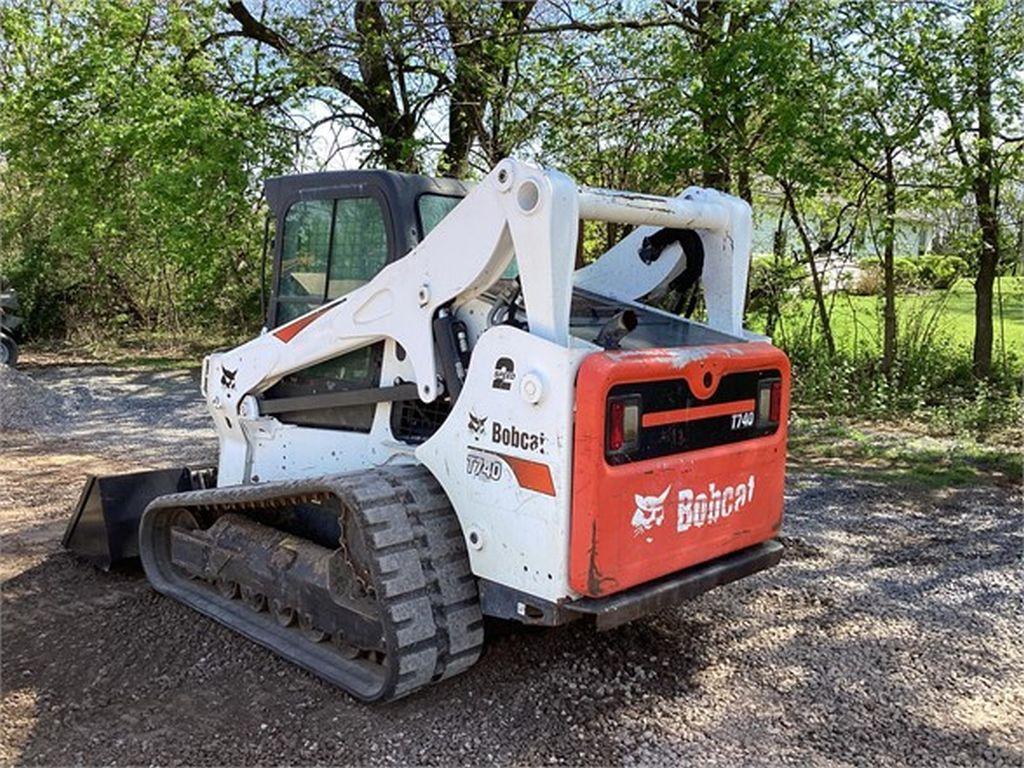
852,253,970,294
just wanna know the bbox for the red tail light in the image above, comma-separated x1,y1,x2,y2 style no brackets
607,395,641,453
608,400,625,451
769,380,782,423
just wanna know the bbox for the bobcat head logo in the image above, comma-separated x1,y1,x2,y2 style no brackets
220,366,237,390
631,486,671,542
468,412,487,436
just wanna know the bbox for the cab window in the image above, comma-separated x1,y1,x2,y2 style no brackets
329,198,389,298
417,194,462,237
279,199,332,301
276,196,389,322
267,195,390,432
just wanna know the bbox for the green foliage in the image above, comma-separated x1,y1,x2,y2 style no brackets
892,257,920,288
0,0,1020,439
785,334,1021,436
918,253,969,290
746,254,806,336
854,254,973,295
0,0,291,338
770,279,1022,435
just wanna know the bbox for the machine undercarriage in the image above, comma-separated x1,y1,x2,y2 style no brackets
140,466,482,702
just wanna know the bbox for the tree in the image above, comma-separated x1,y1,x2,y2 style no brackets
0,0,289,335
840,1,931,379
899,0,1024,377
220,1,535,175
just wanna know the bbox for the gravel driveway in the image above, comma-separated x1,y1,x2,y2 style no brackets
2,361,1021,766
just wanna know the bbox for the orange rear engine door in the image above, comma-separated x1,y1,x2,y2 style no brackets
570,343,790,598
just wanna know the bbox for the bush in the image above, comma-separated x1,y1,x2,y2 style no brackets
782,331,1021,437
851,255,957,294
746,255,806,336
918,253,969,289
893,257,921,288
851,259,882,295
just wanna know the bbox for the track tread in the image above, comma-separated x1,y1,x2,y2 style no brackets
140,466,484,702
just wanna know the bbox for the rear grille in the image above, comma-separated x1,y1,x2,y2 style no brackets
605,370,781,465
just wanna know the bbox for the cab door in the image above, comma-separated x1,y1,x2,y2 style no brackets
263,192,392,432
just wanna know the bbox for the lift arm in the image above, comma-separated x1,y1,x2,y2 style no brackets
205,158,751,420
574,186,752,333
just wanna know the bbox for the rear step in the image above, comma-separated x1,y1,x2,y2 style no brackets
138,467,484,702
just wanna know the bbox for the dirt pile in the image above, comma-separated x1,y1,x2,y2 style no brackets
0,366,74,433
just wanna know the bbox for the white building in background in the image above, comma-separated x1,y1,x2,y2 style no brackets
749,191,938,292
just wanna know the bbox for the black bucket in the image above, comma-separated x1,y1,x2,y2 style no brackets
63,467,214,570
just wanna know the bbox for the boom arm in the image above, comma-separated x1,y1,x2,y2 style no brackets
205,158,752,420
573,186,752,333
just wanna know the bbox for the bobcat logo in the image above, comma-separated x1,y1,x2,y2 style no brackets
468,412,487,436
631,486,671,543
220,366,237,390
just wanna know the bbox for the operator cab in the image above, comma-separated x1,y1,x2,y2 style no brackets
261,171,468,432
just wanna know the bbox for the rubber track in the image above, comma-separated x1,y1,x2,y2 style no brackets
140,466,484,702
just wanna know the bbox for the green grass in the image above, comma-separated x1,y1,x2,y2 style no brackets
775,277,1024,357
788,415,1022,489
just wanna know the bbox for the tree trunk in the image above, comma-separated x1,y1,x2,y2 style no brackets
737,164,752,205
353,1,418,172
440,55,480,178
696,0,731,191
973,198,999,377
881,150,898,379
783,184,836,356
764,207,788,338
970,0,998,378
440,1,533,178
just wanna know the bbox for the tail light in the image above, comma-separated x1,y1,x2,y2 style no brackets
756,378,782,428
607,395,641,453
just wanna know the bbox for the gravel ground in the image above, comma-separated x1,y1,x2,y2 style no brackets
1,360,1022,766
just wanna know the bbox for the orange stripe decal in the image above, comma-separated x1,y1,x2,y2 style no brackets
641,398,756,428
484,451,555,496
273,304,334,343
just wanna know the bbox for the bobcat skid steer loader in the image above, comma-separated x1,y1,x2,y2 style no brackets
64,158,789,701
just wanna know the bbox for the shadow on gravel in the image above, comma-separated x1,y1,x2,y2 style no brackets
2,549,720,766
3,468,1021,764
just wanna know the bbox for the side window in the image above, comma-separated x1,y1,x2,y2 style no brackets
279,200,332,302
268,195,390,433
276,196,389,323
328,198,388,299
417,194,462,237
